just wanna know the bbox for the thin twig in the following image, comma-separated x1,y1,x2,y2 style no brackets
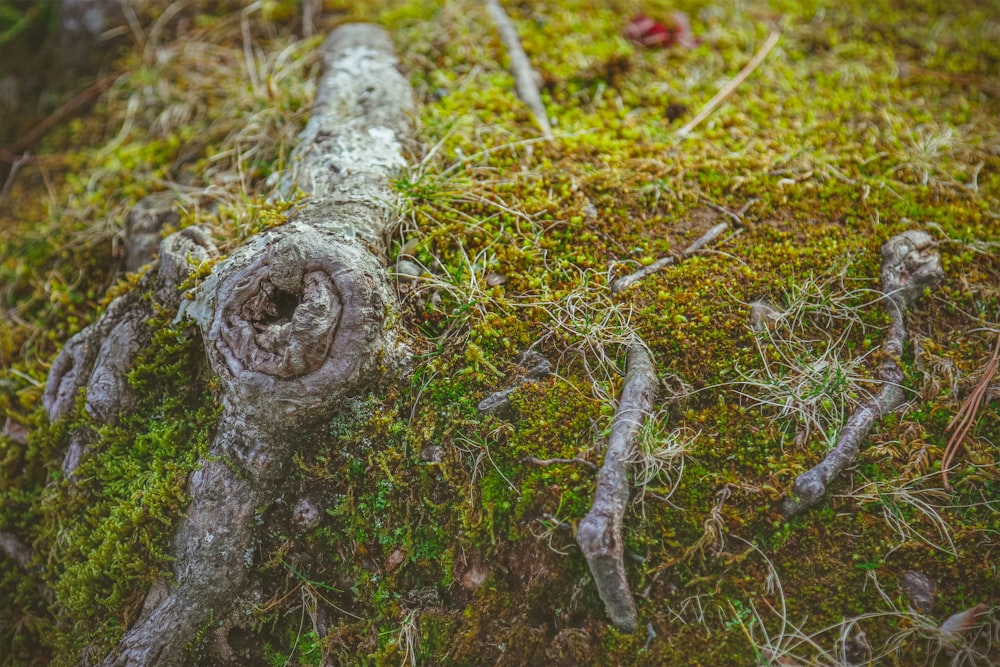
676,32,780,138
0,72,119,160
522,455,598,470
485,0,554,139
941,333,1000,490
611,222,728,294
577,339,657,632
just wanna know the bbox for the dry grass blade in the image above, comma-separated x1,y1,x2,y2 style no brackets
0,72,119,161
941,333,1000,490
676,31,781,138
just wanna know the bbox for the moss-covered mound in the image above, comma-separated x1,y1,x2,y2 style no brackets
1,0,997,664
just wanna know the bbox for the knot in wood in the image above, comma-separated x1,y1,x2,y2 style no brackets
199,222,394,420
880,230,943,308
221,259,341,380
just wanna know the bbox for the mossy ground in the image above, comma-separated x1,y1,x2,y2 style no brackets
1,0,998,665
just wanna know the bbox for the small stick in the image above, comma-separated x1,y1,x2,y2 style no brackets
522,455,597,470
576,339,657,632
0,72,119,159
941,333,1000,490
780,231,943,517
611,222,728,294
485,0,554,139
676,32,780,138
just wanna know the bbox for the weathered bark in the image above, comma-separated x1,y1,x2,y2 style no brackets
100,23,413,666
36,22,413,666
779,231,943,517
576,340,657,633
44,226,218,476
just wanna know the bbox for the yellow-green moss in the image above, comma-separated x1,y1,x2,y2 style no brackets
1,0,998,664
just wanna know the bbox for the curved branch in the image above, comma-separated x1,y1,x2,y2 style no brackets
780,231,943,517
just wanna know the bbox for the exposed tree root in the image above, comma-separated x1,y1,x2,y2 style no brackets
576,340,657,632
45,227,218,477
780,231,943,517
485,0,554,139
611,222,729,294
38,23,417,666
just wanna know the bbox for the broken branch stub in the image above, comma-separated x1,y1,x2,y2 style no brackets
101,24,414,666
779,231,943,517
576,340,657,632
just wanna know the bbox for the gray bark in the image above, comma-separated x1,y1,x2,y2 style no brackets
102,23,413,666
36,22,412,666
44,226,219,478
576,341,657,632
779,231,943,517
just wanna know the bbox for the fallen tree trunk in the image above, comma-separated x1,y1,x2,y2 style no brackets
41,23,413,666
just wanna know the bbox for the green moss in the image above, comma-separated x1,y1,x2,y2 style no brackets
2,0,999,664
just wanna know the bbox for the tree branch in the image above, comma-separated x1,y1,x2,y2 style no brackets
780,231,943,517
576,340,657,632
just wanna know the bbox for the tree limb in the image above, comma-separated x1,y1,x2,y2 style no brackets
576,340,657,632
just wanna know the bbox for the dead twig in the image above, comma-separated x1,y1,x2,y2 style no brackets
780,231,943,517
485,0,554,139
576,339,657,632
941,332,1000,490
676,32,780,138
0,72,119,161
522,455,597,470
611,222,728,294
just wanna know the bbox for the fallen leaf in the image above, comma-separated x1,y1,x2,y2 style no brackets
625,12,698,49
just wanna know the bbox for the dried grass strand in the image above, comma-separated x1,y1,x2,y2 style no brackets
941,333,1000,490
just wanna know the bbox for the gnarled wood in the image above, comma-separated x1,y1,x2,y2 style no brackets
101,24,414,666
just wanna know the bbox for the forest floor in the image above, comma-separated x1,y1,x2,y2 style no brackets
1,0,999,665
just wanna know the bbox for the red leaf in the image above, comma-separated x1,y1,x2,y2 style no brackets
624,12,699,49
